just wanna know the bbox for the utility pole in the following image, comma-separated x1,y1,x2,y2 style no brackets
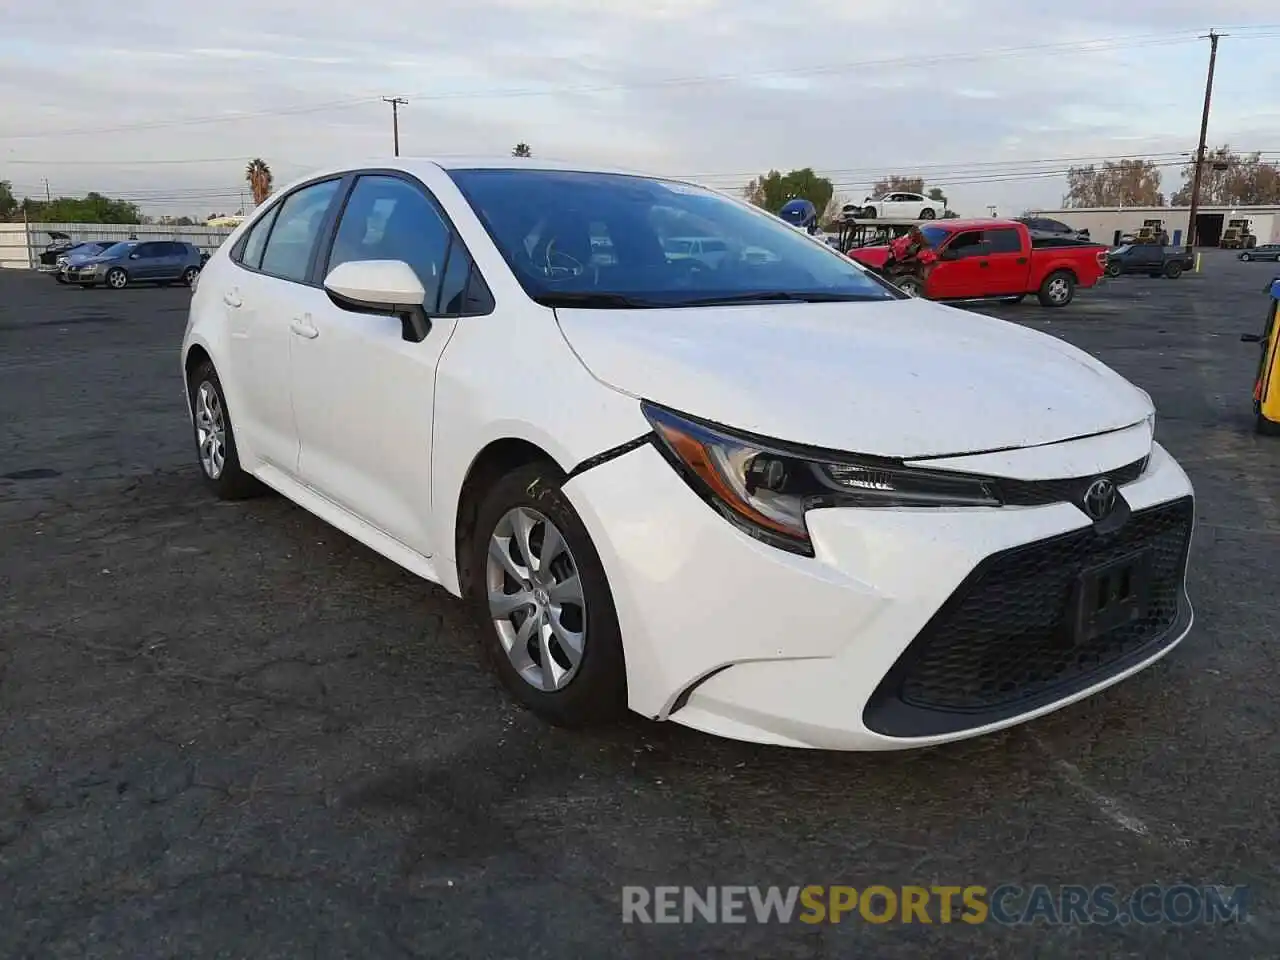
1186,30,1225,251
43,178,51,202
382,97,408,156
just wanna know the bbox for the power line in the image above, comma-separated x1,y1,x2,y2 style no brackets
7,26,1278,141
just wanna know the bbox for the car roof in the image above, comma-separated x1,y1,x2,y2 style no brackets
923,218,1023,230
294,156,670,182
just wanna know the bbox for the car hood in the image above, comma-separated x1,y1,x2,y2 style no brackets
554,299,1153,458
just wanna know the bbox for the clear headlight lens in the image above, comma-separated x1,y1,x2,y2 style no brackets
643,402,1001,556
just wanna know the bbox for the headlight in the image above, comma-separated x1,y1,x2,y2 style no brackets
642,402,1001,556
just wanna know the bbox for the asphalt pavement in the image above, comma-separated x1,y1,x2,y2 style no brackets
2,253,1279,958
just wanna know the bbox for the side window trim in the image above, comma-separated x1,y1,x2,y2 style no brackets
319,167,495,317
232,175,345,284
232,202,281,269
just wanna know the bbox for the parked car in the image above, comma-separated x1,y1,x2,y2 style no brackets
848,219,1108,306
1240,244,1280,263
65,240,204,289
51,240,116,283
858,192,943,220
182,159,1195,751
1104,244,1195,279
1016,216,1092,242
35,231,77,273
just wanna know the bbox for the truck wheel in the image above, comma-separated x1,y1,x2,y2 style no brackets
1037,270,1075,307
1164,261,1183,279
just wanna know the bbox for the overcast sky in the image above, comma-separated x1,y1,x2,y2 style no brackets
1,0,1277,218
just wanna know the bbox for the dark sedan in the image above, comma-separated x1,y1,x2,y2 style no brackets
1240,244,1280,262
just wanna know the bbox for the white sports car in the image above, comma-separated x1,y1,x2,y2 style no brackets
860,192,943,220
181,158,1195,751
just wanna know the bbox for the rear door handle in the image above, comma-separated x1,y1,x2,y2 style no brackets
223,291,242,308
290,316,319,339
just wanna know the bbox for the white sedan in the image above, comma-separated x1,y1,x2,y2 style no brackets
181,158,1195,751
859,192,943,220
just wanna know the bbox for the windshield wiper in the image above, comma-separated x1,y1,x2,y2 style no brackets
533,292,663,309
679,291,885,306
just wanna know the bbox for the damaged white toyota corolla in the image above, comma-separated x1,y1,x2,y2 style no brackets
181,158,1195,750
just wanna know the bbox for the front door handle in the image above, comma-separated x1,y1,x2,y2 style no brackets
1016,257,1028,264
223,290,242,308
979,260,989,268
290,316,319,339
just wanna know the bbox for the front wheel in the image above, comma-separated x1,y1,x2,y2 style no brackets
468,462,627,727
105,267,128,290
182,266,200,286
1241,253,1252,262
1037,270,1075,307
895,276,923,298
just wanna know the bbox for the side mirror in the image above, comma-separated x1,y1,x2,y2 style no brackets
323,259,430,342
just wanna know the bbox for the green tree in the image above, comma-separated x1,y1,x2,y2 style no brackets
0,180,16,221
20,192,142,224
512,142,532,158
742,168,834,215
926,186,947,209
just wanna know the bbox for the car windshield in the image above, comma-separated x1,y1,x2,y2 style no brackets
447,168,896,307
99,242,137,258
917,225,951,248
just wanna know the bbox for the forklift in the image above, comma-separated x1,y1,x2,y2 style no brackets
1241,276,1280,435
1221,219,1258,250
1135,219,1169,245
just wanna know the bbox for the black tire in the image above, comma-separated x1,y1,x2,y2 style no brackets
105,267,128,290
1037,270,1075,307
1241,253,1252,262
186,359,264,500
182,266,200,286
919,208,936,219
1164,261,1184,279
1105,262,1121,278
1257,412,1280,436
467,461,627,727
896,277,923,298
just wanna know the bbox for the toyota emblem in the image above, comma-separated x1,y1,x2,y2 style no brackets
1083,477,1118,520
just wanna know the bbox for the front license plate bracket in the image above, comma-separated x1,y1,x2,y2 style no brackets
1070,549,1152,644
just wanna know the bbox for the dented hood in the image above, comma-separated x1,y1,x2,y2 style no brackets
555,298,1152,459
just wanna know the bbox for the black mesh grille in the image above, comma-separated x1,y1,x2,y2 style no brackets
865,496,1193,738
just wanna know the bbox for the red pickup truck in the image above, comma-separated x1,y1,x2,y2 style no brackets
848,219,1108,307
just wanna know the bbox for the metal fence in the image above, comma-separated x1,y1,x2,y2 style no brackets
0,221,237,271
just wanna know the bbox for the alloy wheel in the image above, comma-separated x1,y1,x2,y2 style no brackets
1047,278,1070,303
194,380,226,479
486,506,586,692
107,269,127,289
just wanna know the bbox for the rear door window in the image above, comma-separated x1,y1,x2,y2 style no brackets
984,228,1022,254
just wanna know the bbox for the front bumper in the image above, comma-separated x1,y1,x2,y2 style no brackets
64,266,101,282
564,437,1194,751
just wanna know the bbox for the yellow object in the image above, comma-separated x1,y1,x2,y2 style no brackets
1247,280,1280,434
1195,252,1202,273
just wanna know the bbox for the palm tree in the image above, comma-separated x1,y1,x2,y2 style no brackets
512,143,532,158
245,158,273,206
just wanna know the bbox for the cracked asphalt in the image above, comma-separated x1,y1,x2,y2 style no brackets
2,253,1279,958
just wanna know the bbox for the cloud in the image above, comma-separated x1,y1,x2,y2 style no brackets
1,0,1276,216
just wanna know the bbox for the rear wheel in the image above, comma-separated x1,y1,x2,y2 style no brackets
468,462,627,727
1037,270,1075,307
1164,261,1183,279
919,208,936,219
187,359,264,500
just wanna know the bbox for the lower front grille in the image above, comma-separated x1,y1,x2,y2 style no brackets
864,496,1193,738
